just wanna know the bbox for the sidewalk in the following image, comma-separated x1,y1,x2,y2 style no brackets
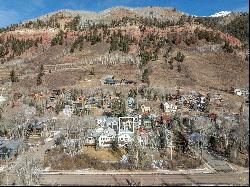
40,166,214,175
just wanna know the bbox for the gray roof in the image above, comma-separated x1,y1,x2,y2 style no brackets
86,127,104,138
104,79,118,84
0,138,23,156
189,133,204,143
102,75,114,80
96,116,119,123
100,127,116,137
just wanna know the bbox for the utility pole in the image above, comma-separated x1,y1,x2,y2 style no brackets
6,162,8,186
136,149,139,169
30,159,32,186
169,139,173,160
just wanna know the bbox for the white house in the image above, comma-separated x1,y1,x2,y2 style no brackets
163,102,177,113
0,95,7,106
96,116,107,127
134,115,142,129
96,116,119,130
234,89,243,96
98,127,116,147
200,96,206,104
63,105,73,117
141,105,150,113
127,97,135,108
118,133,133,147
106,117,119,130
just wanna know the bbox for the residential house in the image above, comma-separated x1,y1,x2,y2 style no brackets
133,115,142,129
84,127,104,146
106,117,119,131
96,116,119,131
0,138,23,160
141,115,152,130
163,102,177,113
52,89,61,96
234,88,243,96
178,95,189,106
118,133,134,147
62,139,80,151
46,102,56,112
127,97,135,108
141,105,150,113
27,120,50,144
188,132,204,146
73,102,85,110
49,96,56,102
98,127,116,147
210,94,223,107
104,79,119,85
136,128,148,147
119,117,134,134
0,95,7,106
101,75,119,85
63,105,73,117
124,80,136,85
86,97,101,108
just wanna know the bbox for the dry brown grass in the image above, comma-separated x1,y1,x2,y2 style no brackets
82,146,126,161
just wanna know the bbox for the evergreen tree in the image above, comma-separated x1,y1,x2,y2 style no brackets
177,64,182,73
111,98,126,117
142,69,150,85
37,65,45,86
111,135,119,152
89,67,95,75
39,65,45,76
175,51,185,62
222,41,234,53
10,69,18,82
36,73,42,86
168,57,174,70
51,30,64,46
139,50,151,66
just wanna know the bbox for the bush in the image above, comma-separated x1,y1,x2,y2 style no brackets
51,30,64,46
175,51,185,62
222,41,234,53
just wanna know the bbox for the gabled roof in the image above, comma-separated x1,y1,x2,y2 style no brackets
102,75,114,80
99,127,116,137
0,138,23,155
96,116,119,124
127,97,135,102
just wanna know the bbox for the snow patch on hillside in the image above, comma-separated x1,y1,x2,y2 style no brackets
210,11,231,17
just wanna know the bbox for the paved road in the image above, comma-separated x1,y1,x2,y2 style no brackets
40,172,249,186
201,149,234,172
190,146,234,172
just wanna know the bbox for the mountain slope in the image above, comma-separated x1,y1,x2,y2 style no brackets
0,7,248,92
